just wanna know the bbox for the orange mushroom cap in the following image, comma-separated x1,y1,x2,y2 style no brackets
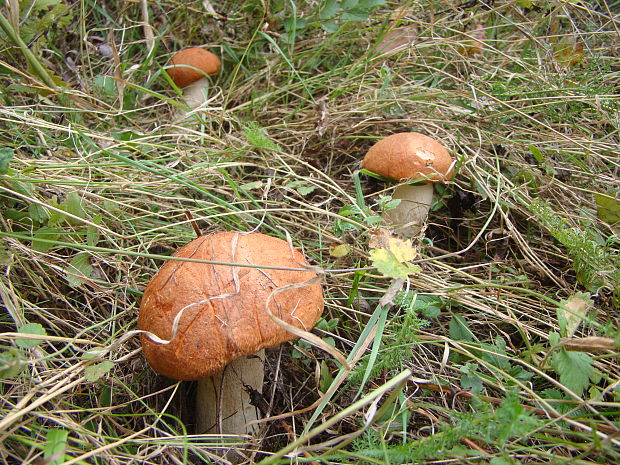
138,231,324,381
361,132,454,182
165,47,221,88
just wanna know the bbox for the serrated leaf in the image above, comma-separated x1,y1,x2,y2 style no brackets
243,123,282,152
460,363,483,393
15,323,46,348
557,292,592,338
65,252,93,288
595,193,620,229
84,361,114,382
28,203,50,224
369,239,421,279
329,243,350,257
44,429,69,465
551,348,593,397
0,148,14,174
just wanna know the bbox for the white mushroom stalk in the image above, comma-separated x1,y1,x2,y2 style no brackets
383,182,434,237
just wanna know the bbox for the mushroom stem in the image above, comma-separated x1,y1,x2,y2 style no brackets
196,350,265,462
382,183,434,237
181,77,210,110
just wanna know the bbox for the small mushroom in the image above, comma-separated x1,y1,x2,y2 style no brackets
361,132,454,237
165,47,221,109
138,231,323,461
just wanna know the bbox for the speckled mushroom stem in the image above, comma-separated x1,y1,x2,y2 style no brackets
382,183,434,238
195,351,265,463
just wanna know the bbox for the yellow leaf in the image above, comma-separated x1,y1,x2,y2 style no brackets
557,293,592,338
387,238,417,262
329,243,350,258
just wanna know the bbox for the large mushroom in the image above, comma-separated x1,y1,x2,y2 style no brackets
361,132,454,237
165,47,221,109
138,231,323,460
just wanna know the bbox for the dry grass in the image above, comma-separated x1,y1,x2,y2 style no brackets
1,0,619,464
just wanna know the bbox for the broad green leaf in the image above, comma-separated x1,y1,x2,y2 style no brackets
15,323,46,348
557,292,592,338
342,8,369,22
449,314,475,342
319,0,341,20
0,348,25,378
65,252,94,288
44,429,69,465
320,20,339,33
60,192,86,224
359,0,386,8
0,148,14,174
595,193,620,228
341,0,359,8
28,203,50,224
491,394,540,443
84,361,114,382
551,348,593,397
31,227,62,252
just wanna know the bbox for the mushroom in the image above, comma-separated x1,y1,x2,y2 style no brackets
165,47,221,109
361,132,454,237
138,231,323,461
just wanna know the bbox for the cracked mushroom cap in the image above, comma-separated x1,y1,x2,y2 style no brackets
361,132,454,182
165,47,221,88
138,231,324,381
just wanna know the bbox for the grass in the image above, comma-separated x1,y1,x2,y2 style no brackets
1,0,619,463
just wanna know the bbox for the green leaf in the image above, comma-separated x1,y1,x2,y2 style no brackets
28,203,50,224
595,193,620,228
341,0,359,8
359,0,386,8
31,227,62,252
491,394,540,443
0,348,25,378
369,238,421,279
320,20,339,33
243,123,282,152
319,0,341,20
528,145,544,164
65,252,94,288
15,323,46,348
342,8,369,21
0,148,14,174
557,292,592,338
449,314,475,342
60,192,86,225
86,214,102,247
84,361,114,382
44,429,69,465
550,349,593,397
319,360,334,393
460,363,483,393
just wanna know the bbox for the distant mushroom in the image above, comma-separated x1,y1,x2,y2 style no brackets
165,47,221,109
138,231,323,461
361,132,454,237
